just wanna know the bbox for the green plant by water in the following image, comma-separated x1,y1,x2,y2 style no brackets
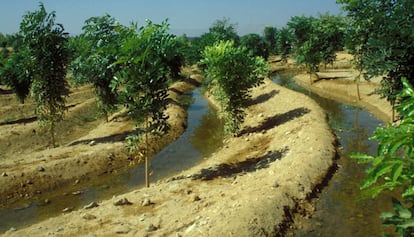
352,78,414,236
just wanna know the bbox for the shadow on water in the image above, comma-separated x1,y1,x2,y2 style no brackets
273,74,394,236
0,89,224,233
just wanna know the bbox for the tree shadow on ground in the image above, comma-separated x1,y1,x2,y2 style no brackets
238,107,310,136
169,88,183,96
0,116,37,126
246,89,279,106
185,77,202,87
0,88,13,95
190,147,289,181
314,76,350,83
69,129,142,146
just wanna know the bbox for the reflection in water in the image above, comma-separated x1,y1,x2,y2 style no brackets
0,89,224,232
273,74,394,236
191,106,224,157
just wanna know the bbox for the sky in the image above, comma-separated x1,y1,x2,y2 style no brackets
0,0,343,36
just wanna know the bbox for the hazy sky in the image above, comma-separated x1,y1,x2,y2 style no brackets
0,0,343,36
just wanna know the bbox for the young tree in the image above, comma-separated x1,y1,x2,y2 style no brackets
289,14,345,84
240,33,269,60
317,13,346,68
0,47,33,102
338,0,414,114
113,20,178,187
352,78,414,236
208,18,239,44
263,26,278,55
186,18,239,65
20,3,70,147
70,14,121,121
276,27,293,63
287,15,315,55
200,40,269,134
0,33,33,102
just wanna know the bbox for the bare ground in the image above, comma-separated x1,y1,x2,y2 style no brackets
1,53,391,236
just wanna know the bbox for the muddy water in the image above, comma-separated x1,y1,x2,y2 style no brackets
0,89,224,232
274,74,394,236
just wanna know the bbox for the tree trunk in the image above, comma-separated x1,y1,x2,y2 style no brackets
51,121,56,148
104,110,109,123
145,117,150,188
356,81,361,100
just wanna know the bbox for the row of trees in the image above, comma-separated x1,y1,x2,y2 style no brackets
1,7,348,145
0,4,269,187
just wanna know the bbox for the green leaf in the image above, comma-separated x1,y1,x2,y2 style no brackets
361,162,394,189
392,198,412,219
398,219,414,229
402,186,414,199
391,163,404,182
380,212,395,219
351,152,375,164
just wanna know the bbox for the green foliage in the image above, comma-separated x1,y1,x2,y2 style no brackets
114,19,175,135
19,3,70,147
298,38,323,75
0,33,32,102
70,14,121,121
352,78,414,236
200,40,269,134
381,198,414,236
240,33,269,60
186,18,239,65
287,15,315,55
263,26,278,55
113,19,179,187
289,15,321,78
208,18,239,44
113,19,171,153
288,13,345,80
276,27,293,63
0,47,33,102
338,0,414,106
317,13,346,66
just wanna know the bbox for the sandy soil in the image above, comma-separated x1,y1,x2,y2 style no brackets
1,53,391,236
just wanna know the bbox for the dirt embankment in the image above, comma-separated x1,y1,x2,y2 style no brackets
4,73,337,236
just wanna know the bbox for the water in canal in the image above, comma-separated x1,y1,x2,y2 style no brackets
274,74,394,236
